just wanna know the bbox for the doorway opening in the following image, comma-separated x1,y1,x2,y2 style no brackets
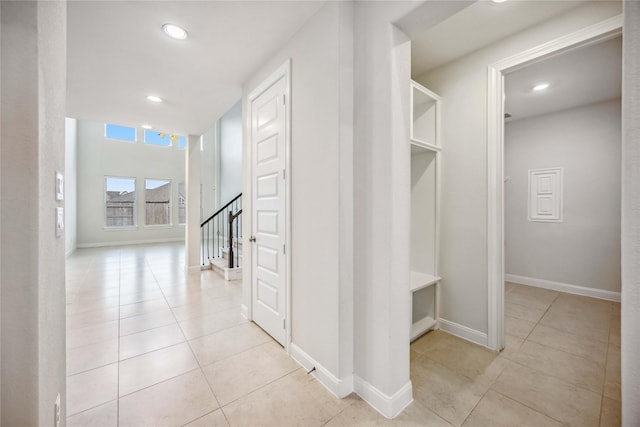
486,14,623,350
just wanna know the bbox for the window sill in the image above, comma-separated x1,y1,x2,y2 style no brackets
103,226,138,231
143,224,173,229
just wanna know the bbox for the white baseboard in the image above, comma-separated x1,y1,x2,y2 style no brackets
439,318,488,347
77,237,185,248
240,304,249,320
289,343,353,398
505,274,621,302
353,376,413,419
185,265,201,273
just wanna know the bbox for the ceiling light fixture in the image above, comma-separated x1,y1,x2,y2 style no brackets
141,124,153,130
162,23,188,40
532,82,550,92
491,0,508,3
146,95,163,103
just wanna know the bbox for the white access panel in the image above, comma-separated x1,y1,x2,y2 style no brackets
528,167,563,222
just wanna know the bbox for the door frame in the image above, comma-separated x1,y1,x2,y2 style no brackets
486,15,623,351
246,59,292,351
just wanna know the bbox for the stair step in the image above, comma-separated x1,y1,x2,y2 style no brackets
209,257,242,281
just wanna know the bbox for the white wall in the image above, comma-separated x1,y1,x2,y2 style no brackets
242,0,353,392
201,123,218,220
505,100,621,293
65,117,78,256
1,1,67,423
416,1,622,336
220,100,242,204
76,120,185,247
621,2,640,424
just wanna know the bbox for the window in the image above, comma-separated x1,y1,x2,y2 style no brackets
178,182,186,225
144,130,186,148
105,124,136,142
105,177,136,227
145,179,171,225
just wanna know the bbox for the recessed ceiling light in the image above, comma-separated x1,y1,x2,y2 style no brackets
532,82,550,92
162,23,188,40
491,0,508,3
146,95,163,103
141,124,153,130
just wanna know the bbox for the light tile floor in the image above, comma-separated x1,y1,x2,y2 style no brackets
66,244,621,426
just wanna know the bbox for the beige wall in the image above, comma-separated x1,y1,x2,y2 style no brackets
242,1,353,385
417,1,622,335
76,120,186,247
65,118,78,256
621,2,640,424
505,100,621,294
1,1,67,424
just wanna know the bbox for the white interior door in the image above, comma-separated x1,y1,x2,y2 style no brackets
250,73,287,346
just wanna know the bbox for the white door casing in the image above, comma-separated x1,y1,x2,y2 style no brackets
248,62,290,347
486,15,622,351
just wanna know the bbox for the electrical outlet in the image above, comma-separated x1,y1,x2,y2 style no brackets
54,393,61,427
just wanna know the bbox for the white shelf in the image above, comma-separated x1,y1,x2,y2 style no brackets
411,316,437,342
410,81,440,147
410,80,441,344
410,271,440,293
410,138,440,152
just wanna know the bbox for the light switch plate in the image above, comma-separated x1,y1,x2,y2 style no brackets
56,207,64,237
55,171,64,201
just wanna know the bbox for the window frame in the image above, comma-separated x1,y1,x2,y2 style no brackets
143,178,173,227
104,176,138,229
143,130,187,150
104,124,137,143
177,181,186,225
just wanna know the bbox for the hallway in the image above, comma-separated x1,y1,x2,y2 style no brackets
65,243,354,426
65,244,620,426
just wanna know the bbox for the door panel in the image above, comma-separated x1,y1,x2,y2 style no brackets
251,74,287,345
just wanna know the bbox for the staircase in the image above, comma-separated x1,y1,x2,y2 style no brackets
209,238,243,280
201,193,242,281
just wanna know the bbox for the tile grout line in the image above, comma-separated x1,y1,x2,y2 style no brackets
599,315,614,426
488,388,567,426
147,256,228,425
217,367,304,414
506,291,607,397
117,249,122,427
499,286,603,425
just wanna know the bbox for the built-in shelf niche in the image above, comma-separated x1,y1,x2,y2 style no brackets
409,80,441,342
411,81,440,150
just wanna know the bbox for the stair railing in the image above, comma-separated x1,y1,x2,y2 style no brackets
228,208,242,269
200,193,242,267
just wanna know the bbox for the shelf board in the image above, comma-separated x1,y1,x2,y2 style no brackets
411,316,437,342
410,271,440,293
411,80,441,102
410,138,441,152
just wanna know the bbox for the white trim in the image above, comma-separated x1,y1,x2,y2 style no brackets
505,274,621,302
438,318,488,348
289,343,353,399
353,376,413,420
185,265,201,273
486,14,623,353
76,237,184,248
240,304,249,320
247,59,292,352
